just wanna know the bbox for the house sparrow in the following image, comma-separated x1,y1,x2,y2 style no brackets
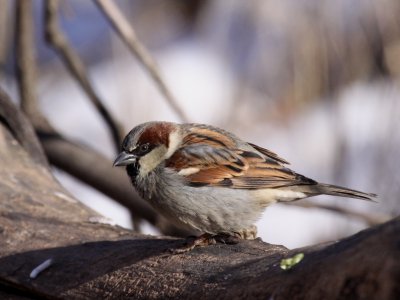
114,121,376,252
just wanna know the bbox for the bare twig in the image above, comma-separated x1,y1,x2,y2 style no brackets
94,0,189,123
15,0,37,115
287,200,390,226
15,0,152,232
15,0,53,133
0,0,9,78
44,0,123,152
40,133,190,236
41,133,156,223
14,1,180,234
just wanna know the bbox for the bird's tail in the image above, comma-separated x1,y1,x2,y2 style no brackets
300,183,377,201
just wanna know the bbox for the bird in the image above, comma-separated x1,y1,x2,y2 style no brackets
113,121,376,253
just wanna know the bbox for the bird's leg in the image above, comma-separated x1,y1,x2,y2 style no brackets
213,233,241,244
234,225,258,240
168,233,216,254
168,226,258,254
213,226,258,244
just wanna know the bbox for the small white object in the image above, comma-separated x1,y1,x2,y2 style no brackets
30,258,53,279
88,216,117,226
54,191,77,203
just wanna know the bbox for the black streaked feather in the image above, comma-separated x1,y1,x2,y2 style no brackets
188,181,210,187
241,151,263,159
225,164,242,173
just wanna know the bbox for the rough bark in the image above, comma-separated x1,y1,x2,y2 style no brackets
0,101,399,300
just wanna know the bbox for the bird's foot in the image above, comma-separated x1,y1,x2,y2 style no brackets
168,233,216,254
168,230,255,254
214,233,241,244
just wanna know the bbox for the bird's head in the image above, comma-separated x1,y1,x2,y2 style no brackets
113,122,182,178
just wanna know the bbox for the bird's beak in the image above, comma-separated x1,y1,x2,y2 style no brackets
113,151,137,167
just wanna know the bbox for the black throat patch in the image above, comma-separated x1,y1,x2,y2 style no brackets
126,162,140,184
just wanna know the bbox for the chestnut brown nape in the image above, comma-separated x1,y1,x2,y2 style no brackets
137,122,175,148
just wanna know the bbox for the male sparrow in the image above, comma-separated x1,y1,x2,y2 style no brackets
114,122,376,252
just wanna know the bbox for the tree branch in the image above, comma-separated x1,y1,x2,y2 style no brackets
0,87,47,166
15,0,53,133
0,0,9,78
44,0,123,152
39,132,189,237
41,132,156,223
13,0,183,234
0,113,399,298
94,0,189,122
14,3,183,235
286,200,390,226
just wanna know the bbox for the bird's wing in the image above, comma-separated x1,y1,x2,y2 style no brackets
247,142,290,165
166,128,314,189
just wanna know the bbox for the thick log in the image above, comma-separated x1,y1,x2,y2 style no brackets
0,101,399,299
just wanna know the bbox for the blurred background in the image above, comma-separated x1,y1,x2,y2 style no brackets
1,0,400,248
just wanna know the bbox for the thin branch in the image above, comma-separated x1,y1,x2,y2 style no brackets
42,133,156,222
39,133,190,237
14,2,184,235
94,0,189,123
0,87,48,166
15,0,36,113
15,0,160,233
286,200,390,226
0,0,9,79
14,0,188,237
44,0,123,152
15,0,53,132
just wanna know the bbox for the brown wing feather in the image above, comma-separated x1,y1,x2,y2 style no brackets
248,142,290,165
166,126,312,189
182,126,238,148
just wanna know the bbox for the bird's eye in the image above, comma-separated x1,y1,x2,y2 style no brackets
139,144,149,153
